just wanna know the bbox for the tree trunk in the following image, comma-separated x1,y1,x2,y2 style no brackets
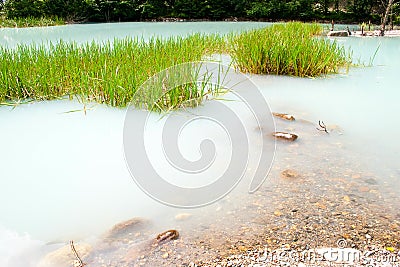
380,0,394,36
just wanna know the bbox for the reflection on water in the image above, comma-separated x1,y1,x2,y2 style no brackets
0,23,399,266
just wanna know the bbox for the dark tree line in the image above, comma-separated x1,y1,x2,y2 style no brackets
1,0,399,24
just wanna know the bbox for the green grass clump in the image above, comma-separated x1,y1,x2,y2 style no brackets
133,62,226,112
0,22,353,111
0,16,65,28
0,33,225,109
230,22,351,77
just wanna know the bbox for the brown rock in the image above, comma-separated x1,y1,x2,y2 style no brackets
327,31,349,37
103,217,149,242
315,202,327,209
161,252,169,259
273,132,298,142
155,229,179,245
272,112,295,121
281,169,299,179
342,233,351,239
123,229,179,263
38,243,91,267
359,186,370,192
238,245,248,252
274,210,283,216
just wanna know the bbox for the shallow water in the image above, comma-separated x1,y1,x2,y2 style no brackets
254,36,400,183
0,23,399,266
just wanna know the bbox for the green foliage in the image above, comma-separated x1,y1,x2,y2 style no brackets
392,1,400,24
230,22,351,77
346,0,377,21
314,0,333,14
247,0,315,20
0,15,65,27
0,33,225,109
1,0,399,24
4,0,45,18
138,0,170,19
45,0,90,21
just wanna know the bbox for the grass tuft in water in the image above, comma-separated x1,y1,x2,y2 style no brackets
230,22,351,77
0,23,352,111
0,34,226,109
133,62,229,112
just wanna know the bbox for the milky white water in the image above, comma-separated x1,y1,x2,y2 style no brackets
0,21,269,47
0,22,399,267
254,36,400,178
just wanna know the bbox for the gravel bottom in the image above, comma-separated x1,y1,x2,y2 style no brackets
126,118,400,267
45,116,400,267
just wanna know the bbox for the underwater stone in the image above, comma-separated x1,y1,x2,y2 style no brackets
273,132,298,142
327,31,349,37
272,112,295,121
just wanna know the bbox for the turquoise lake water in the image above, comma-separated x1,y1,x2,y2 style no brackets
0,22,399,267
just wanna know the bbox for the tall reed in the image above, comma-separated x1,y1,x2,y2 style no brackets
0,23,352,111
230,22,351,77
0,34,225,108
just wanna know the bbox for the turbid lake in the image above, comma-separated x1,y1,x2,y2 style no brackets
0,22,399,267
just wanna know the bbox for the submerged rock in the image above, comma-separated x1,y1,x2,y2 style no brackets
122,229,180,263
272,112,295,121
38,242,91,267
326,124,344,135
175,213,192,221
273,132,298,142
327,31,349,37
281,169,299,179
155,229,179,245
102,217,150,242
365,178,378,185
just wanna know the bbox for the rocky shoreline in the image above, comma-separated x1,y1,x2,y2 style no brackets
39,113,400,267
